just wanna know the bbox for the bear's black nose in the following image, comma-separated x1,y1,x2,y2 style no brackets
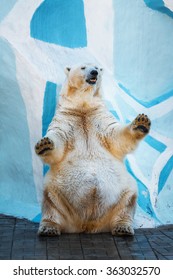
90,70,98,76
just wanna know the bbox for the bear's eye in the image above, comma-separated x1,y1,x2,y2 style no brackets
95,67,98,70
81,67,86,70
100,68,103,71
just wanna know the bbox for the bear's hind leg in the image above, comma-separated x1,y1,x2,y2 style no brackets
111,222,134,236
38,187,63,236
38,220,61,236
81,190,137,235
110,191,137,236
38,186,81,236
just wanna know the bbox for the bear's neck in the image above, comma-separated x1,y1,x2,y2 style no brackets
59,83,103,112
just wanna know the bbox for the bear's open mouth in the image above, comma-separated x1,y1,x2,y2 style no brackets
86,78,97,85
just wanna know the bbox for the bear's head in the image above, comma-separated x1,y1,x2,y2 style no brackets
64,63,103,97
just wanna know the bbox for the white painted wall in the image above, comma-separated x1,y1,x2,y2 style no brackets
0,0,172,227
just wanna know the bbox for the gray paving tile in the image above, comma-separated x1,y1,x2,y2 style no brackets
0,214,173,260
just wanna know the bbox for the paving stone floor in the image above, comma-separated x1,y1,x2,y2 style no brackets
1,214,173,260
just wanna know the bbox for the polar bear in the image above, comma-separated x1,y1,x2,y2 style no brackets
35,63,151,236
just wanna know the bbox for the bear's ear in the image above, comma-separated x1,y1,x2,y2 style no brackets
65,67,71,75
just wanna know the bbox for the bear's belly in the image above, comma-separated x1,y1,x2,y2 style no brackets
49,157,136,219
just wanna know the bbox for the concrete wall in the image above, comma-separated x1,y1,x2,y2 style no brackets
0,0,172,227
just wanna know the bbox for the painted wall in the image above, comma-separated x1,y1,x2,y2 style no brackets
0,0,172,227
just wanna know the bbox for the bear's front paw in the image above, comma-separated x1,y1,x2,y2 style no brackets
35,137,54,155
131,114,151,134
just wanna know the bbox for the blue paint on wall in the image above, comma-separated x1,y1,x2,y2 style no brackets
30,0,87,48
113,0,173,101
118,82,173,108
0,0,16,22
144,135,166,153
42,82,57,137
158,156,173,194
151,110,173,139
144,0,173,19
110,110,120,121
32,213,42,223
0,38,39,220
125,159,159,221
42,81,61,175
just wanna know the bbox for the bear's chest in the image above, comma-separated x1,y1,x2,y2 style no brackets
75,114,94,133
72,114,98,147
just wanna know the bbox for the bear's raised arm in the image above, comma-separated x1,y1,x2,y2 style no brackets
35,114,74,165
97,113,151,160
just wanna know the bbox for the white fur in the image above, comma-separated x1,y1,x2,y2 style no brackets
35,64,150,235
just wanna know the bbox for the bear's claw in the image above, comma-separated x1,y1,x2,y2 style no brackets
112,224,134,236
38,225,61,236
35,137,54,155
132,114,151,134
